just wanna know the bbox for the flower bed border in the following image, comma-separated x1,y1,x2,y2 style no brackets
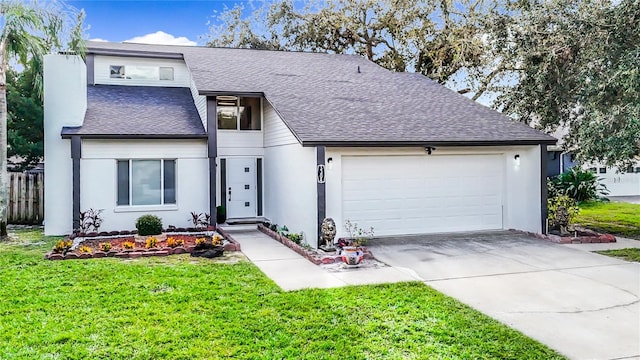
45,230,241,261
515,226,616,244
257,224,374,265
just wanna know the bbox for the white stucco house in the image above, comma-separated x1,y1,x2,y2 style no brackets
43,41,556,245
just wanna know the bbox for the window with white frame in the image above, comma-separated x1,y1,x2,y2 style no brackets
117,159,176,206
109,65,175,81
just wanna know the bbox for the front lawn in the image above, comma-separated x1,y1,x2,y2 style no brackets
0,229,563,359
576,201,640,239
595,248,640,262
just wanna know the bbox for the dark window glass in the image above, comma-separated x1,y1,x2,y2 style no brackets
117,160,130,205
599,168,607,174
110,65,125,78
240,97,261,130
217,96,238,130
164,160,176,204
635,167,640,173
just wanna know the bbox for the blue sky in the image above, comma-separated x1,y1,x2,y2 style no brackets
68,0,246,45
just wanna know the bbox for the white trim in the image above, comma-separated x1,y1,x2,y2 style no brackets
114,205,178,213
116,158,178,207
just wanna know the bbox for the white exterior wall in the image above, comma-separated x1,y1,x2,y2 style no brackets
263,143,317,245
93,55,190,87
325,146,543,239
190,76,206,127
263,101,298,147
261,101,316,244
44,55,87,235
80,140,208,232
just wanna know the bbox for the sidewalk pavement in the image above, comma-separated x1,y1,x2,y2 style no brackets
225,227,419,291
564,236,640,251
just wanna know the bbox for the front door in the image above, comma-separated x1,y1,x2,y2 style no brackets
226,157,257,218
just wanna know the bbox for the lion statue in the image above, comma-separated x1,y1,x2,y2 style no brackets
321,217,337,248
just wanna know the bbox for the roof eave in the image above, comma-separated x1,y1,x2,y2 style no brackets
302,139,558,147
61,133,208,140
198,90,265,97
86,48,184,60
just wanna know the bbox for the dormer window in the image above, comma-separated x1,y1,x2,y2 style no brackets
109,65,175,81
217,96,261,130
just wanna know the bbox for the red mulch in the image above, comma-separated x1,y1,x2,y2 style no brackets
76,235,204,252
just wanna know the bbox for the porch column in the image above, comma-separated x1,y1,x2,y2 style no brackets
540,144,548,234
316,145,326,247
71,136,81,231
207,97,218,225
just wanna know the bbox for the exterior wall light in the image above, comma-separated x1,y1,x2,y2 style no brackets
327,157,333,170
514,154,521,166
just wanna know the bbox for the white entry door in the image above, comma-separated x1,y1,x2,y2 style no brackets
341,155,504,236
226,158,257,218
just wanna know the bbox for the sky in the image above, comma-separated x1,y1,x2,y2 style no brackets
67,0,247,45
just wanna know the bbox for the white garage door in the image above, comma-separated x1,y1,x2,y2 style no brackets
342,155,504,236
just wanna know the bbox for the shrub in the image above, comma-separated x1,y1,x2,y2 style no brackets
99,242,112,252
344,219,374,246
212,234,223,246
145,237,159,249
190,212,210,228
216,206,226,224
136,215,163,236
277,225,289,236
166,237,184,248
548,195,580,229
77,208,104,233
548,167,608,202
122,241,135,250
195,237,207,246
78,245,92,254
286,233,303,244
52,240,72,254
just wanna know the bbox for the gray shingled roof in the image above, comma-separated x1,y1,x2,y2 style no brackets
62,85,206,138
85,41,556,145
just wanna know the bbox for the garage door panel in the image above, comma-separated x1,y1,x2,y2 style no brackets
342,155,504,236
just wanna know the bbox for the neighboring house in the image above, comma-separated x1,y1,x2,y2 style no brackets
547,139,640,197
587,163,640,197
43,41,556,245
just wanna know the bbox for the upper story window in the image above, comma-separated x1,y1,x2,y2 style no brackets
217,96,261,130
109,65,175,81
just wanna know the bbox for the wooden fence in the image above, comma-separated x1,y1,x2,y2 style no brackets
8,172,44,225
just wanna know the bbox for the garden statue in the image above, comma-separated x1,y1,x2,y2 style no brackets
320,217,337,251
555,205,570,235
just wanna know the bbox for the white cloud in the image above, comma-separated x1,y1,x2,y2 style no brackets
124,31,196,46
89,38,108,42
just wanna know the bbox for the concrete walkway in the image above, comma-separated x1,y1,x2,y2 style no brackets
226,228,418,291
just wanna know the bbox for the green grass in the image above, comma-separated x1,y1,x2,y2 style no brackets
596,248,640,262
576,201,640,239
0,229,564,359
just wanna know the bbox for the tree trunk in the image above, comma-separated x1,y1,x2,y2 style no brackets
0,43,8,238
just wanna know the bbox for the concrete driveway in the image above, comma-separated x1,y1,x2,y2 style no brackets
367,231,640,360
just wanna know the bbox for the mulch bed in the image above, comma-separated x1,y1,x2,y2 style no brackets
257,224,374,265
523,226,617,244
45,232,241,261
